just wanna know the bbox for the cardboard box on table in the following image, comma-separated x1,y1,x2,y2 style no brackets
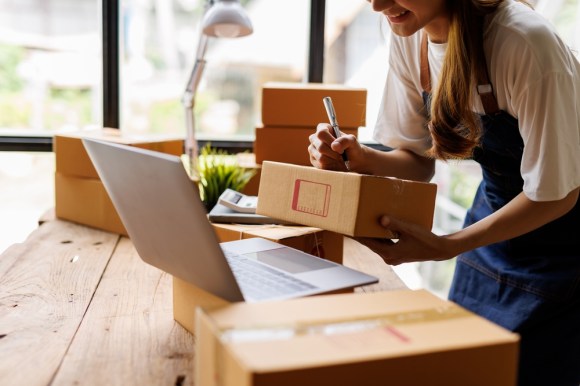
261,82,367,128
174,223,345,335
256,161,437,238
254,126,358,166
54,128,184,179
54,129,184,235
55,173,127,236
195,289,520,386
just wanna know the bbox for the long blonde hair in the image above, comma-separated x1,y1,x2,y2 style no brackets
427,0,530,160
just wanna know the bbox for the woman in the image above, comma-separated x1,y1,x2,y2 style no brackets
308,0,580,385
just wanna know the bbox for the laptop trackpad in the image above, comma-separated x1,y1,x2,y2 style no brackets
243,249,334,274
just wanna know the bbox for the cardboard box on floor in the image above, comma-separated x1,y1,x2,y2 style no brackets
256,161,437,238
54,128,184,235
195,289,520,386
261,82,367,128
254,126,358,166
211,223,343,264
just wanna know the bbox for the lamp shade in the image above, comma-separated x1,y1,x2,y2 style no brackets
202,0,253,38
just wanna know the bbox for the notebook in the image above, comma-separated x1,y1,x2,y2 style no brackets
82,138,378,302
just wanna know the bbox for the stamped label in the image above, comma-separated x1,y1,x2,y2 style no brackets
291,179,331,217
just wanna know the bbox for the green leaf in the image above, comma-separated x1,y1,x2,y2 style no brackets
197,144,256,211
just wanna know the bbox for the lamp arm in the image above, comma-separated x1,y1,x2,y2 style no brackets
182,32,209,179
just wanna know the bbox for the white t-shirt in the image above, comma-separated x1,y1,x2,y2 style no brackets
373,0,580,202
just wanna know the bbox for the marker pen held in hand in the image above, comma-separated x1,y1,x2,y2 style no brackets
322,96,350,170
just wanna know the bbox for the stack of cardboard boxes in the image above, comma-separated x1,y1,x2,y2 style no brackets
254,82,367,166
54,129,183,235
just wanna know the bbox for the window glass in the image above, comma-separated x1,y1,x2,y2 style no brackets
120,0,309,139
0,0,102,135
323,0,389,143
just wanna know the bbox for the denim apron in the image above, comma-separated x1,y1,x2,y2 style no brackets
419,34,580,386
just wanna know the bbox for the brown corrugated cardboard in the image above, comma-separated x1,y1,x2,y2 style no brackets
211,223,343,264
256,161,437,238
195,289,519,386
54,129,184,234
174,225,344,335
236,153,261,196
54,128,183,179
173,276,230,335
261,82,367,128
254,126,358,166
54,173,127,235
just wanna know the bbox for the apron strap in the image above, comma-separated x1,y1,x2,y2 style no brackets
420,32,432,94
419,31,500,115
476,71,500,115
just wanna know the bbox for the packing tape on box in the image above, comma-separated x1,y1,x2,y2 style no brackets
218,304,471,344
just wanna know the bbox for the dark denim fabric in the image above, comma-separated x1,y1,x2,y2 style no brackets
443,109,580,386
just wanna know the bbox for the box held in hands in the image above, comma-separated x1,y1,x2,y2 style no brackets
256,161,437,238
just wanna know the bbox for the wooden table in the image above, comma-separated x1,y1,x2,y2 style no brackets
0,219,406,386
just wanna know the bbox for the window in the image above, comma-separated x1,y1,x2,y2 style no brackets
0,0,102,136
120,0,310,140
323,0,389,143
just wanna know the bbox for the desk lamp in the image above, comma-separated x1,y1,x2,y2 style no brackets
182,0,253,178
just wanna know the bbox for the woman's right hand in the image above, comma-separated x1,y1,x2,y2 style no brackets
308,123,363,172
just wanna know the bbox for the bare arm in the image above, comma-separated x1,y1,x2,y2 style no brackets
359,187,580,265
308,123,435,182
356,146,435,182
445,188,580,257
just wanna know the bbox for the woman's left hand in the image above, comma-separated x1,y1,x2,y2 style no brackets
355,215,456,266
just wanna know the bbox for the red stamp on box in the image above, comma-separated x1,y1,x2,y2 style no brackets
291,179,331,217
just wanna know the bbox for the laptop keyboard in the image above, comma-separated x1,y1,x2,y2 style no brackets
224,250,317,301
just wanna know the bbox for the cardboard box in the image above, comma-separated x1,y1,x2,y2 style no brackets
256,161,437,238
211,223,343,264
55,173,127,236
254,126,358,166
236,153,261,196
173,276,230,336
54,128,184,179
54,129,184,234
261,82,367,128
174,225,344,335
195,289,519,386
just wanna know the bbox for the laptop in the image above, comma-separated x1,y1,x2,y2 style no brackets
82,138,378,303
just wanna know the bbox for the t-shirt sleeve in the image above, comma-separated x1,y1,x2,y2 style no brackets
516,70,580,201
504,28,580,201
372,35,432,155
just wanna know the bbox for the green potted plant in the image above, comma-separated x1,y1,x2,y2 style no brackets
196,143,256,212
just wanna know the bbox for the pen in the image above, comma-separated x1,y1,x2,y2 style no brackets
322,96,349,166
